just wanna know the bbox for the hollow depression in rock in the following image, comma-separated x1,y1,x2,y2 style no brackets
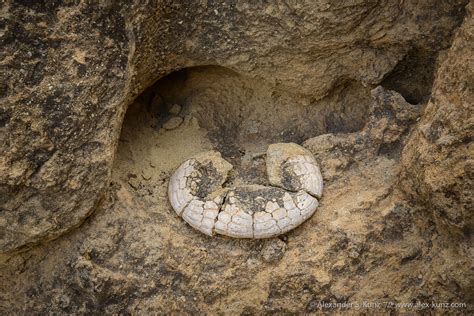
114,66,367,238
2,1,472,313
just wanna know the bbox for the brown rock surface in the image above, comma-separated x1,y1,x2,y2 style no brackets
400,3,474,235
0,1,473,314
0,1,468,252
1,81,472,313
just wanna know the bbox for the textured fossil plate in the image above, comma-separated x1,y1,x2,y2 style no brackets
168,143,323,238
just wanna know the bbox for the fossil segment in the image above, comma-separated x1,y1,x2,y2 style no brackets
181,199,221,236
214,185,319,238
168,144,323,238
168,151,232,236
267,143,323,198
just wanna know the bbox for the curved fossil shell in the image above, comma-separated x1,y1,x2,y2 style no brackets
267,143,323,198
214,185,319,238
168,151,232,236
168,143,323,238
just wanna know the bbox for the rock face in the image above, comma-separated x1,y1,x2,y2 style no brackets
3,82,472,314
0,0,469,258
1,2,132,252
400,3,474,235
1,0,473,310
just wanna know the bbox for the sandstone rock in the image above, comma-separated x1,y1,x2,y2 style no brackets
1,1,131,253
400,3,474,234
366,86,422,154
1,46,472,314
0,0,468,253
260,239,287,263
303,86,422,173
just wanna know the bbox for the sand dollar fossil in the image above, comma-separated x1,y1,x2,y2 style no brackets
168,143,323,238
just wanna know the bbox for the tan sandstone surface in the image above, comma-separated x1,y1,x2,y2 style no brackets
1,1,472,314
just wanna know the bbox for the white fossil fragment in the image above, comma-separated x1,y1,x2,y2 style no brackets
168,143,323,239
267,143,323,198
265,201,280,213
168,151,232,235
272,208,287,220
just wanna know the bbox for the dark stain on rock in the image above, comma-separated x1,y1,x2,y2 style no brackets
189,161,224,199
0,111,11,128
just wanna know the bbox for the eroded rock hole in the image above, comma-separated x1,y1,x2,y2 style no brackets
381,47,438,105
117,66,372,188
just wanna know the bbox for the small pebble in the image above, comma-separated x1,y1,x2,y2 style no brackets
169,104,182,115
163,116,183,130
184,114,199,127
128,178,140,190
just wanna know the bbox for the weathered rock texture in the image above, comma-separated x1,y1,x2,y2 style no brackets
168,144,323,238
1,0,473,314
1,1,131,252
400,3,474,235
0,0,469,252
2,82,471,313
